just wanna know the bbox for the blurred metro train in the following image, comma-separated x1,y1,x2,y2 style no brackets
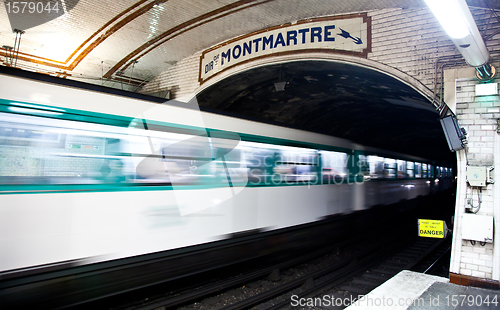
0,67,453,307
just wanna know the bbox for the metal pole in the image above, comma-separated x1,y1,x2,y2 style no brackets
13,29,25,67
11,33,18,67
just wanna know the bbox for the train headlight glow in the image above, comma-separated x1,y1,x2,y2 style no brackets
402,184,415,188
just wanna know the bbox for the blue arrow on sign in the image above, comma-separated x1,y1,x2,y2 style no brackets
338,28,363,45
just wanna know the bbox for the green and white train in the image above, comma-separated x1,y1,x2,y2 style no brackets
0,68,453,308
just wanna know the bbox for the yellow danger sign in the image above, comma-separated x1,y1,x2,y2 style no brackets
418,219,447,238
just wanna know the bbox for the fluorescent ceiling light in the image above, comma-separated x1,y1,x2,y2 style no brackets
424,0,470,39
475,83,498,96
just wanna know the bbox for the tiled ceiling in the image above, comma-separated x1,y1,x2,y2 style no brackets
1,0,496,86
0,0,439,87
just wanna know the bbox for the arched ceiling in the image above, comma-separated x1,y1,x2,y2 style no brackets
195,60,454,162
0,0,495,86
1,0,491,162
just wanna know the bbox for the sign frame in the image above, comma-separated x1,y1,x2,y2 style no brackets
198,13,372,85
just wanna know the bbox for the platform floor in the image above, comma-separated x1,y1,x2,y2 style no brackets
345,270,500,309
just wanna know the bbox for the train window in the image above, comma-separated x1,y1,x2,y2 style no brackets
358,154,367,177
320,150,347,182
238,141,275,185
210,136,248,185
0,112,115,184
384,158,396,178
3,110,450,191
273,146,318,183
397,160,406,178
407,162,415,178
415,162,422,178
0,111,354,189
366,155,384,179
130,128,216,185
0,112,220,186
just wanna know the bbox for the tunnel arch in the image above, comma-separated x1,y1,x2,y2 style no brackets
190,53,437,110
187,53,452,163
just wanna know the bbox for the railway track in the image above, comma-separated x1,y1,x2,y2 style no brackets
107,224,451,310
63,192,455,310
112,226,399,310
219,235,451,310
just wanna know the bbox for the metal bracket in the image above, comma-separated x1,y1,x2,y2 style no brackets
476,63,497,82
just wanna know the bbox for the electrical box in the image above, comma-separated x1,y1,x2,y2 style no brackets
466,166,487,186
462,214,494,243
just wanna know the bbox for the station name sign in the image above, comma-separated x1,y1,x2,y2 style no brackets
199,13,371,84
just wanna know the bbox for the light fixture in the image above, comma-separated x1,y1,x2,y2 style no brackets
274,67,287,91
274,81,286,92
475,83,498,96
424,0,470,39
424,0,490,69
